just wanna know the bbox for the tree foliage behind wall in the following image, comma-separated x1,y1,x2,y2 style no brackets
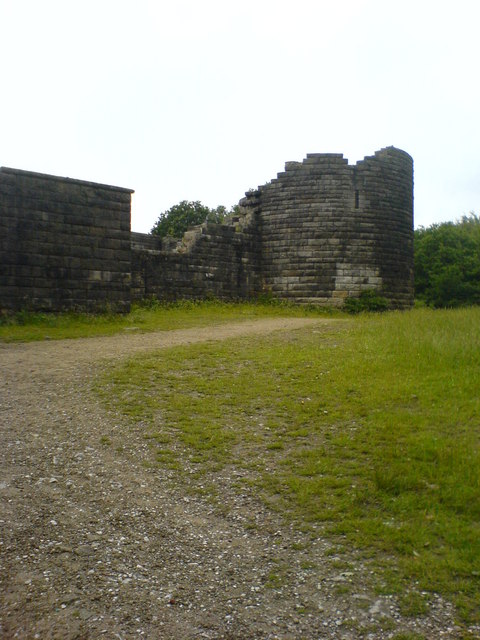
414,214,480,307
150,200,227,239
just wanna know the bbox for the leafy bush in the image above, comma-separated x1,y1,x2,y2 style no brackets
344,289,389,313
414,214,480,308
150,200,228,238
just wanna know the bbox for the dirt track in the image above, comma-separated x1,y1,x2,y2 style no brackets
0,318,463,639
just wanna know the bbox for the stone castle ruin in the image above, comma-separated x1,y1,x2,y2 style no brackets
0,147,413,312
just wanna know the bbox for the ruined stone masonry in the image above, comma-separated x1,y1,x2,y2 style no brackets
0,147,413,312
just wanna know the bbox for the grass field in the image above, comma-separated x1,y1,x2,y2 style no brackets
94,305,480,626
3,302,479,627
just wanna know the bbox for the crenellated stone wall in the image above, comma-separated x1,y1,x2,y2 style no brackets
239,146,413,308
131,147,413,308
0,147,414,312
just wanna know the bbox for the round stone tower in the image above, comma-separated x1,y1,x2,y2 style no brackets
240,146,414,308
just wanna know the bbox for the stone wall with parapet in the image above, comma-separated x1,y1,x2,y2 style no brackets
239,146,414,308
131,207,261,302
0,167,133,312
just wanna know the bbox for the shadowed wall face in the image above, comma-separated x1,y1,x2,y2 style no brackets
0,168,133,312
353,148,414,308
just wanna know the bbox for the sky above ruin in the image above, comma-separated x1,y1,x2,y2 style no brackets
1,0,479,232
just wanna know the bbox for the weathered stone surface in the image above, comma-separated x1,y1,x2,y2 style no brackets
132,146,413,308
0,168,133,312
242,146,414,308
0,147,413,312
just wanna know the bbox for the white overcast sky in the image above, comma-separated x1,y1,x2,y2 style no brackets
1,0,479,232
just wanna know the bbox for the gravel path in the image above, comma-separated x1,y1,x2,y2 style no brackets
0,318,465,639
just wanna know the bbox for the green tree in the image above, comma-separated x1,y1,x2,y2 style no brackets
150,200,227,239
414,213,480,307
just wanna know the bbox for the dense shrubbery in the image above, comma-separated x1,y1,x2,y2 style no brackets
150,200,229,239
414,214,480,308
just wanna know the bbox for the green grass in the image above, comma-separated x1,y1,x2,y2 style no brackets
96,306,480,625
0,299,338,342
